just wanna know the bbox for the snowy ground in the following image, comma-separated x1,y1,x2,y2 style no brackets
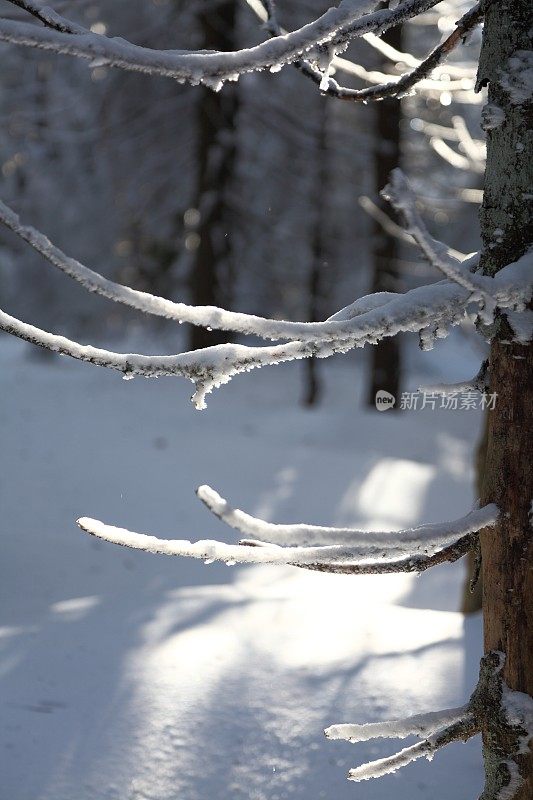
1,334,486,800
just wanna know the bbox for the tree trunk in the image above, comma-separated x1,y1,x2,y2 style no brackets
366,9,402,407
189,0,238,350
303,98,329,407
477,1,532,796
461,414,488,613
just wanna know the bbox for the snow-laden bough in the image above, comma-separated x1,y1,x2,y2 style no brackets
1,180,532,408
0,0,442,86
76,494,498,574
325,652,533,787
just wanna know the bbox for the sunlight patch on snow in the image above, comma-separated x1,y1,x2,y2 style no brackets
0,625,33,640
1,351,485,799
350,458,435,528
333,457,438,605
50,595,101,619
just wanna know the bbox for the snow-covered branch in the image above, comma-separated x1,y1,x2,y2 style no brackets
4,0,84,34
244,0,480,103
0,197,348,342
197,484,497,549
343,714,478,781
0,195,478,343
358,195,467,260
0,244,531,406
361,30,474,78
312,3,483,103
76,502,498,574
383,169,489,298
325,705,470,743
325,652,533,789
420,358,489,395
0,0,442,86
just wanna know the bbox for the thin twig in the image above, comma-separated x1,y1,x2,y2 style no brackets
4,0,84,34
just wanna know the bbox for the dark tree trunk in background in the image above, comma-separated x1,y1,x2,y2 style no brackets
303,99,329,407
189,0,238,350
366,7,402,407
477,1,532,797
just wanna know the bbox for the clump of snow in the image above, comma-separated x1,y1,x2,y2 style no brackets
481,103,505,131
506,310,533,344
500,50,533,105
497,760,523,800
502,683,533,756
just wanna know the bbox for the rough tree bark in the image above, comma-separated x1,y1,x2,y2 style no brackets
366,7,403,407
477,1,532,796
189,0,238,350
461,415,488,613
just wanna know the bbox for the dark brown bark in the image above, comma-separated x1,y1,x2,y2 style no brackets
189,0,237,350
461,413,488,613
366,9,402,406
477,1,533,796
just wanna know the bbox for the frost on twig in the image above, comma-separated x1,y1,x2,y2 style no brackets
246,0,481,103
4,0,84,34
76,498,498,574
357,194,467,259
383,170,491,300
325,652,533,794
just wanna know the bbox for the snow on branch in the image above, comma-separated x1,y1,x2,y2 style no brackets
0,198,349,342
244,0,480,103
4,0,85,34
0,198,474,341
420,358,489,395
325,652,533,789
383,169,491,299
325,705,470,743
343,715,478,781
358,195,467,260
76,502,498,574
0,245,531,406
303,3,483,103
197,484,498,549
0,0,443,86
